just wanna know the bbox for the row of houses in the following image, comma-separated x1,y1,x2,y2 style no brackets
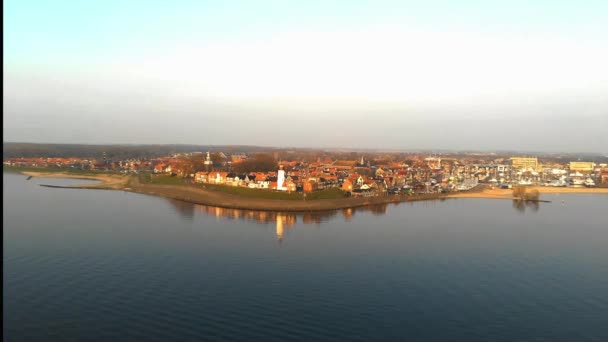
6,154,608,190
192,170,344,192
4,157,98,169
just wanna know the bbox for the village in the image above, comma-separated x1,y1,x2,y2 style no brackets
4,151,608,197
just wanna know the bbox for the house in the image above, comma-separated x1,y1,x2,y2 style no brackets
256,174,270,189
208,171,228,184
360,180,378,191
194,171,209,183
601,170,608,184
303,180,316,193
383,177,394,187
169,164,184,176
341,179,353,192
253,172,268,183
284,177,297,192
356,175,365,186
226,172,242,185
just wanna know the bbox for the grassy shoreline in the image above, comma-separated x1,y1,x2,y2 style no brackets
127,176,450,212
9,169,608,212
13,170,446,211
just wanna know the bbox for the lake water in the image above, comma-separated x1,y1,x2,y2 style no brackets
4,172,608,341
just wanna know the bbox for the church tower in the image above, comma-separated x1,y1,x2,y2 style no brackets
204,151,213,171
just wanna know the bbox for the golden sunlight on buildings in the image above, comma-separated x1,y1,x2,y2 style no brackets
510,157,539,171
569,162,595,173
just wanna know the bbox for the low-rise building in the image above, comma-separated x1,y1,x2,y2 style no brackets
569,162,595,173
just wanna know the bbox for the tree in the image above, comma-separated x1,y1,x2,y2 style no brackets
512,186,540,201
233,153,277,173
210,152,224,166
189,154,206,172
176,156,195,177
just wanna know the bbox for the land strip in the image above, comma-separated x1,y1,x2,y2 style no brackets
21,171,130,190
448,186,608,200
17,171,608,212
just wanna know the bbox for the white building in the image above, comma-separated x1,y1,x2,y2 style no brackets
277,165,286,191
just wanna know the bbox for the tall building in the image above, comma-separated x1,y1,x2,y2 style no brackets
204,151,213,170
277,165,286,191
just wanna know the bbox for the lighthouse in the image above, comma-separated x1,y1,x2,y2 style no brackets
277,164,286,191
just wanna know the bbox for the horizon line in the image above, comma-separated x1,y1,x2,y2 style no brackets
3,141,607,156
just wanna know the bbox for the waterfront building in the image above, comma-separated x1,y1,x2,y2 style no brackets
601,170,608,184
569,162,595,173
510,157,539,171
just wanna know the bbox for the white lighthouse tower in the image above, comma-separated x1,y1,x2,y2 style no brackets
277,164,286,191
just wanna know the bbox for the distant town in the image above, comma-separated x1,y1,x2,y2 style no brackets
4,148,608,197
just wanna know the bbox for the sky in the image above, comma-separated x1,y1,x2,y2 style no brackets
4,0,608,153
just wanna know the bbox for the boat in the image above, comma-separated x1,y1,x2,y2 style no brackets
570,178,585,186
584,178,596,187
546,179,564,187
518,179,533,186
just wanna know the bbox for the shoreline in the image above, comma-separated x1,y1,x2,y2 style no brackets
125,178,438,212
18,171,608,212
446,186,608,200
20,171,131,190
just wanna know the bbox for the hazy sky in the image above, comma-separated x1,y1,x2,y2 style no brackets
4,0,608,152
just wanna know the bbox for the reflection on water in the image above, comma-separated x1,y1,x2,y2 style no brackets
512,200,540,213
167,199,195,220
169,198,542,224
167,198,543,241
167,200,393,241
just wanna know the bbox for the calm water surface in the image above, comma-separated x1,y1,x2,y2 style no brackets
4,172,608,341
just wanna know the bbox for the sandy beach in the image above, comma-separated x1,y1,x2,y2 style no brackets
447,186,608,200
21,171,130,190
